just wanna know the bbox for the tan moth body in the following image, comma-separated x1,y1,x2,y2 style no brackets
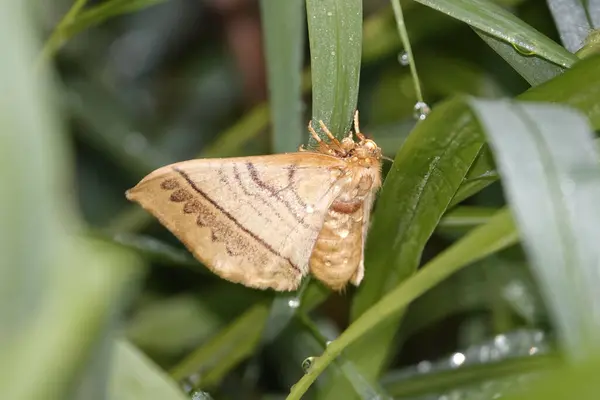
125,111,382,291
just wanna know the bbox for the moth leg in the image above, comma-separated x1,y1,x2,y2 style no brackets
318,120,347,155
308,121,323,143
353,110,366,141
318,120,343,146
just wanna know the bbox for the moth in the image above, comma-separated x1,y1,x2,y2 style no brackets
126,111,383,291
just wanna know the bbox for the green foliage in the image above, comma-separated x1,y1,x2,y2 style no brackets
5,0,600,399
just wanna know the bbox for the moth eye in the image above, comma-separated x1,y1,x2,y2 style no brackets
364,140,377,149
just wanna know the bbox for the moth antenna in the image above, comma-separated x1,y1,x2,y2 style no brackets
382,155,394,162
308,121,323,143
353,110,366,141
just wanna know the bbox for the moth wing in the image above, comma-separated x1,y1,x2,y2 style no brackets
126,152,346,291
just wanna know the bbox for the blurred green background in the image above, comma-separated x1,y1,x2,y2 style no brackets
3,0,600,399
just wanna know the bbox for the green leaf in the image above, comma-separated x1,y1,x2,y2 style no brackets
468,99,600,358
109,339,188,400
438,206,499,230
259,0,305,153
382,353,560,397
503,353,600,399
475,30,566,86
306,0,362,140
546,0,592,52
169,303,270,389
1,3,143,398
412,0,578,68
348,98,486,378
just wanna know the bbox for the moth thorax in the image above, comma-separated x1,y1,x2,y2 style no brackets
340,137,356,152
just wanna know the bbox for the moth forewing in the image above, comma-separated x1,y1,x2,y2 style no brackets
125,153,348,291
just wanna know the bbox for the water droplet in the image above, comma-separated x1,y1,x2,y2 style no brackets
191,391,212,400
302,356,316,373
494,334,510,353
450,352,465,367
338,229,350,238
306,205,314,214
512,43,535,56
288,297,300,309
326,340,333,346
327,11,333,16
398,51,410,66
413,101,431,120
417,360,432,373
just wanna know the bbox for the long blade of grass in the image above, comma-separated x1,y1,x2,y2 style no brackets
475,30,566,86
413,0,578,68
109,339,188,400
546,0,591,52
169,302,270,389
259,0,305,153
306,0,362,140
1,3,144,398
468,99,600,359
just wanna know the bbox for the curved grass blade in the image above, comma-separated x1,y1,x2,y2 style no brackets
109,339,188,400
413,0,578,68
382,352,559,398
306,0,362,140
468,99,600,359
502,355,600,399
259,0,305,153
546,0,592,52
475,30,566,86
1,3,144,398
169,302,270,390
296,313,393,400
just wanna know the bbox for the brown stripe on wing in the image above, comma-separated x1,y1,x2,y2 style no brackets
173,166,302,274
245,162,311,229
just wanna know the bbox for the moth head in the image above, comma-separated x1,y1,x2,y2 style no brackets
353,138,382,163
